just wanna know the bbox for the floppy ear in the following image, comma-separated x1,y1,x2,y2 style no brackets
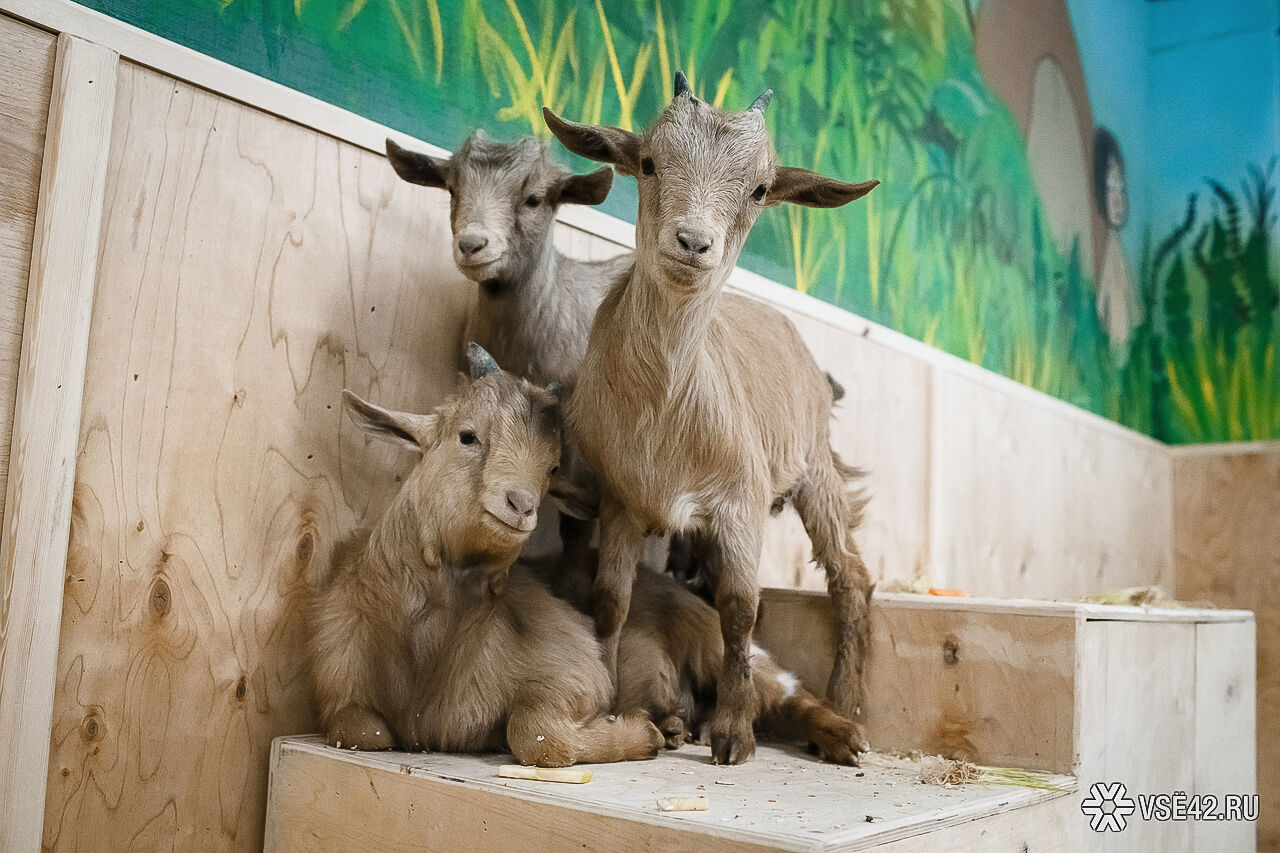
555,166,614,206
343,389,438,451
547,475,599,521
768,166,879,208
542,108,642,176
386,138,450,188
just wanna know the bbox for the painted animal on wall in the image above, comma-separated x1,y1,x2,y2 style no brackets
544,73,877,764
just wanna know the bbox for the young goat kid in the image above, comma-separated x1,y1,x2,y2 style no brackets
309,344,663,766
535,556,869,765
544,74,879,765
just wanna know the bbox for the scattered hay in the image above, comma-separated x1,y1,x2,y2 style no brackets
919,757,1068,792
879,578,932,595
1083,586,1213,609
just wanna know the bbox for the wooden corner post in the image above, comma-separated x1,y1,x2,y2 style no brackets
0,32,117,853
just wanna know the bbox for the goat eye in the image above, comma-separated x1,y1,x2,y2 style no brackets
549,464,559,476
640,157,655,175
752,184,766,200
525,195,541,208
459,430,478,446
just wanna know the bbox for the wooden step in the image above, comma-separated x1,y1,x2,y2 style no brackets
264,737,1076,852
757,590,1257,851
263,592,1256,851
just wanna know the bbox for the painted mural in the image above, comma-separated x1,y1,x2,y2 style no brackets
81,0,1279,442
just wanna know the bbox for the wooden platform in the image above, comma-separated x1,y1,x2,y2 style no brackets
264,737,1077,852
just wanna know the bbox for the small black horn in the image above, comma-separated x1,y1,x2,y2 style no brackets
749,88,773,113
466,342,501,380
673,70,691,98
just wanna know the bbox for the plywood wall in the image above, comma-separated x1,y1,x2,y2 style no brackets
930,369,1173,598
42,62,473,850
0,16,55,545
1173,444,1280,852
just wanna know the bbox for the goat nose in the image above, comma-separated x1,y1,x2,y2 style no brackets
458,234,489,255
676,228,714,254
505,489,537,517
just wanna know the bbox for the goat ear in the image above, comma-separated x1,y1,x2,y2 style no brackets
386,138,450,189
768,166,879,208
556,167,614,207
547,475,599,521
542,108,641,176
342,389,437,451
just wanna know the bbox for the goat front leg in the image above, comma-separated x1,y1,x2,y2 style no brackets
594,496,644,689
708,514,765,765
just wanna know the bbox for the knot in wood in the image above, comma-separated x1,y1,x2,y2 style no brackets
149,578,171,617
942,637,959,666
80,712,104,743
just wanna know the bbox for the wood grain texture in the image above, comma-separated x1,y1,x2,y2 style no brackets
264,737,1076,853
1173,445,1279,852
0,33,116,853
1194,620,1257,853
931,369,1173,598
0,15,54,528
756,590,1077,774
41,63,472,851
1076,620,1197,852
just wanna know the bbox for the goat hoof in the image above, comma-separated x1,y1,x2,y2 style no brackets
656,714,686,750
710,720,756,765
811,718,868,766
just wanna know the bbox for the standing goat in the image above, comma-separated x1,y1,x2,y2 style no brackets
309,344,663,766
385,133,627,390
544,74,878,765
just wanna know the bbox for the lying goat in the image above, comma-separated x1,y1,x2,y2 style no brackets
309,344,663,766
533,557,868,765
545,74,878,764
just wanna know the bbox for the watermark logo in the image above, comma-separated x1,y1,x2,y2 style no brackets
1081,782,1136,832
1081,783,1258,831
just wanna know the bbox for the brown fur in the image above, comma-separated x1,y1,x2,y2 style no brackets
309,356,662,766
544,77,878,764
529,556,868,764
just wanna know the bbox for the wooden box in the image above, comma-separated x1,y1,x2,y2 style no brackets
263,592,1255,852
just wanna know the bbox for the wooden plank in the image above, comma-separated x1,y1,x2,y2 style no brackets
0,33,116,853
41,63,472,851
930,369,1173,599
1194,620,1257,853
264,737,1074,853
1076,620,1197,852
756,590,1079,774
1173,446,1278,851
0,16,55,532
868,795,1078,853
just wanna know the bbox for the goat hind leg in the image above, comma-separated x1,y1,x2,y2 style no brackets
793,452,872,719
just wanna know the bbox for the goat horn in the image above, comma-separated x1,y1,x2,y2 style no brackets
749,89,773,113
466,342,502,380
673,70,691,99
